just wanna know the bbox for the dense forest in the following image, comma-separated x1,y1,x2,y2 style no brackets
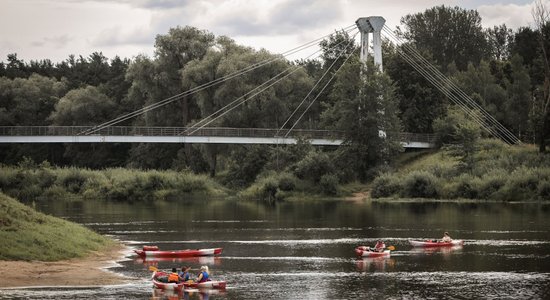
1,5,549,196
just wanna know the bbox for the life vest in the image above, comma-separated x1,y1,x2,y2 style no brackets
198,271,210,282
168,272,179,283
179,271,190,282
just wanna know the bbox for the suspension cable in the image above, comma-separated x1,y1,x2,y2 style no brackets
82,24,357,135
187,29,359,135
382,26,521,144
279,31,359,137
284,32,359,137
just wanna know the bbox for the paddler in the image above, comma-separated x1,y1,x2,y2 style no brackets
374,240,386,252
441,232,452,242
168,267,180,283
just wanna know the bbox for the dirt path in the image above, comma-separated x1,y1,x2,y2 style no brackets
345,191,370,202
0,243,132,288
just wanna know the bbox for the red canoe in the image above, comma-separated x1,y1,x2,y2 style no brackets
135,246,223,258
152,272,227,291
409,240,464,248
355,246,391,258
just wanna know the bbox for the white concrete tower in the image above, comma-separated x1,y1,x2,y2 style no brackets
355,16,386,72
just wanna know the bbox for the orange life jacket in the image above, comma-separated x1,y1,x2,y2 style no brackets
168,272,179,282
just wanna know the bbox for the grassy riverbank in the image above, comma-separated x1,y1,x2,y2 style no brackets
371,139,550,201
0,192,113,261
0,164,228,203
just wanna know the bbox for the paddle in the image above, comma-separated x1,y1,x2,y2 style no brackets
149,266,159,272
387,246,395,251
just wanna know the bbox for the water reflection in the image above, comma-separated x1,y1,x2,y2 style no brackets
410,245,464,258
135,257,222,267
151,288,225,300
355,257,395,272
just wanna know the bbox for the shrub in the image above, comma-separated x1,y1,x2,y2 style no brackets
451,175,480,199
401,171,439,198
371,174,401,198
292,150,334,183
538,180,550,200
277,173,297,191
477,170,507,199
319,174,339,195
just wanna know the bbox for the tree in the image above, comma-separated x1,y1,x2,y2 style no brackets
323,58,403,180
433,107,481,170
385,43,446,133
181,36,312,176
505,55,532,140
486,24,513,61
49,86,116,125
124,27,215,170
49,86,125,168
398,5,488,71
0,74,67,165
531,0,550,152
453,61,508,124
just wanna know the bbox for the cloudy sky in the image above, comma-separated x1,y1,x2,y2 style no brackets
0,0,539,63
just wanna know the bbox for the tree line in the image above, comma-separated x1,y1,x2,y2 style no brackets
1,5,549,188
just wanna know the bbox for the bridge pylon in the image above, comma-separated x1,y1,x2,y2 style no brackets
356,17,386,72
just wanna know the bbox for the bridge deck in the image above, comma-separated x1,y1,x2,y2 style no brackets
0,126,435,148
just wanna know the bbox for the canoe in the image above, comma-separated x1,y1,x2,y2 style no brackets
152,272,226,291
355,246,391,258
135,246,222,258
409,240,464,247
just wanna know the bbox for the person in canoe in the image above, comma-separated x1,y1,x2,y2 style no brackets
374,240,386,252
441,232,452,243
179,266,192,283
168,267,180,283
197,265,211,283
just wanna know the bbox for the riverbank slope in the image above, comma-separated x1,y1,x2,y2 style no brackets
0,193,129,287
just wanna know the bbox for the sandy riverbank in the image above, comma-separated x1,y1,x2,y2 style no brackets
0,243,132,288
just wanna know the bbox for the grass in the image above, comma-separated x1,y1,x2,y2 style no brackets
370,139,550,201
0,192,112,261
0,166,228,203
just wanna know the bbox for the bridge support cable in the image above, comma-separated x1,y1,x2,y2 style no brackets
184,65,305,135
382,28,506,142
185,29,360,136
279,31,360,138
81,25,357,136
382,26,521,144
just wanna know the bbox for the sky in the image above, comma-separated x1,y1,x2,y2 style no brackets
0,0,541,64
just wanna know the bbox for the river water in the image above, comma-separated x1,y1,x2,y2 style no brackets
1,198,550,299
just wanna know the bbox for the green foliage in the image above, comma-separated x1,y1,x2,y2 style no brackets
401,171,440,198
538,180,550,199
319,174,339,195
0,166,227,203
377,139,550,201
224,145,269,188
399,5,488,71
371,173,402,198
239,172,300,201
323,58,403,181
0,192,112,261
292,150,334,183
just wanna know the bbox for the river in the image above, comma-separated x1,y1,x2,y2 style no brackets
1,198,549,299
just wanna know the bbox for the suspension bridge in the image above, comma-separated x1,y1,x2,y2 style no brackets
0,17,520,148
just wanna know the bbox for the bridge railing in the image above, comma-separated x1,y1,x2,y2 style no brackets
0,126,436,144
0,126,345,139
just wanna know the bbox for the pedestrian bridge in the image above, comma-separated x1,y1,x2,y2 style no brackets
0,126,435,148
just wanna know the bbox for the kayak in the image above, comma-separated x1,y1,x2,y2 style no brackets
409,240,464,247
135,246,222,258
134,256,222,266
152,272,226,291
355,246,391,258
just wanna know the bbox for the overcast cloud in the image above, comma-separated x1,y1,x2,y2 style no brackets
0,0,542,63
